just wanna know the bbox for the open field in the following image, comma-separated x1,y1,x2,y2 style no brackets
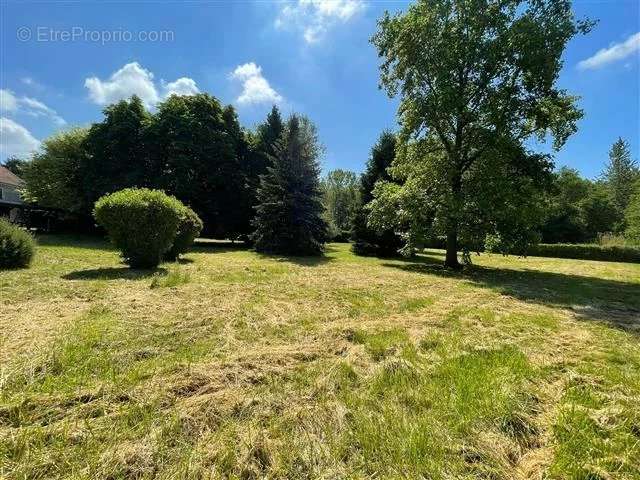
1,237,639,479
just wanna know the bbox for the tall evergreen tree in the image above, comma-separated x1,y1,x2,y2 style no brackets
256,106,285,160
252,114,327,255
244,106,285,237
351,131,402,256
601,137,639,217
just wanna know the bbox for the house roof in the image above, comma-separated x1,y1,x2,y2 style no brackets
0,165,24,186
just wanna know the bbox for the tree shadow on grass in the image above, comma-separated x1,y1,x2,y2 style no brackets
193,239,249,253
255,250,335,267
62,267,167,281
36,234,113,251
194,239,336,266
383,253,640,335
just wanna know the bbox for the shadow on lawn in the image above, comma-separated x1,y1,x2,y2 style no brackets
194,238,335,266
63,267,167,281
37,234,112,250
384,253,640,335
256,245,338,267
193,239,249,253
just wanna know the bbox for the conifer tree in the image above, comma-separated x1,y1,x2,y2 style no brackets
351,131,402,256
245,106,285,230
252,114,327,255
602,137,639,216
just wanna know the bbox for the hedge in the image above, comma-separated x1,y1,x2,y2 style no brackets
526,243,640,263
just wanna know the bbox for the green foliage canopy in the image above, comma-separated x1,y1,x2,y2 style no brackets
625,181,640,243
321,169,359,241
370,0,592,267
351,131,403,256
21,127,90,214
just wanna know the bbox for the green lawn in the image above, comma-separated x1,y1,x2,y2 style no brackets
1,237,639,479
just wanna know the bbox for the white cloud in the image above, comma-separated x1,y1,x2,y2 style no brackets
85,62,159,106
162,77,200,97
275,0,366,44
0,117,40,158
0,89,18,112
20,97,66,125
230,62,283,105
21,77,45,90
0,88,66,126
84,62,201,107
578,32,640,70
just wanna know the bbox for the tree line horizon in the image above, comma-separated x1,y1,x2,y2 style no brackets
2,0,640,267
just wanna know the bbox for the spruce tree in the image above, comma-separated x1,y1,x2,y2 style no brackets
245,106,285,233
256,106,285,159
351,131,402,256
602,137,639,216
252,114,327,255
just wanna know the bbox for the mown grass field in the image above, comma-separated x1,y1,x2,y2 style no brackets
1,236,639,479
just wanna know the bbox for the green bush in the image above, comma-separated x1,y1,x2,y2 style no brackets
164,206,203,261
526,243,640,264
93,188,184,268
0,218,36,269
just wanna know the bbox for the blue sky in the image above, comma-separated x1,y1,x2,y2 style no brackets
1,0,638,179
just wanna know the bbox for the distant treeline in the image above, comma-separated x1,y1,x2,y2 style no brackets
319,136,640,250
539,139,638,244
3,96,639,251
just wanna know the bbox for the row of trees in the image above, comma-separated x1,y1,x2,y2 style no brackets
7,95,330,255
10,95,288,239
5,0,639,264
8,93,285,239
542,138,639,243
319,134,639,254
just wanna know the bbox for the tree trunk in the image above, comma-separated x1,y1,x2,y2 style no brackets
446,161,463,269
445,225,461,269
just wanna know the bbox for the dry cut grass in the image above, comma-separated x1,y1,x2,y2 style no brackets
1,236,639,479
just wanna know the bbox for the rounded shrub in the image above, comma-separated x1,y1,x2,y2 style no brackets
164,206,203,261
0,218,36,269
93,188,183,268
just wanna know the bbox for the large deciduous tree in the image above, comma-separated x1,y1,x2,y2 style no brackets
21,128,90,215
82,95,152,208
370,0,592,267
148,93,248,239
321,169,360,241
252,115,327,255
